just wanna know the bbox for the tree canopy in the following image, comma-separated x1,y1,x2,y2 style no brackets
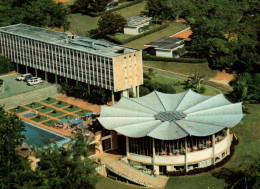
0,56,15,75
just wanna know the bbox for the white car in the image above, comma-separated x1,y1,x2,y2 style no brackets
27,77,43,86
16,73,32,81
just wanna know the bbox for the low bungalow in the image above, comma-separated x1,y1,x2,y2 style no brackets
124,16,152,35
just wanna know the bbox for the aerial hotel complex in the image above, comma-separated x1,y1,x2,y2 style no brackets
0,24,143,100
97,90,243,175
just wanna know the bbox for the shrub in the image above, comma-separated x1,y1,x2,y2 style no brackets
142,52,207,63
105,24,168,44
57,101,62,105
69,105,74,109
52,110,57,114
46,97,51,101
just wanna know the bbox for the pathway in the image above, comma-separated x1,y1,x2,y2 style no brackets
0,86,59,109
144,66,233,94
94,153,169,188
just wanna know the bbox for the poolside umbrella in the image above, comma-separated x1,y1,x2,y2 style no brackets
61,119,68,123
73,119,84,125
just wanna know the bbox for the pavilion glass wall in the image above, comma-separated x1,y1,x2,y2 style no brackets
128,137,153,157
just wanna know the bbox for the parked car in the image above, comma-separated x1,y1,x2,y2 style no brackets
26,77,38,82
16,73,32,81
27,77,42,86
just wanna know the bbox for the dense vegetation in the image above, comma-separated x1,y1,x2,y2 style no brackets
0,0,69,29
146,0,260,103
0,107,98,188
0,56,14,75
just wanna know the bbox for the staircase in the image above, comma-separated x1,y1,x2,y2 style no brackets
94,153,168,188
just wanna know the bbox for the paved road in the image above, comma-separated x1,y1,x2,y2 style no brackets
144,65,233,94
0,86,59,110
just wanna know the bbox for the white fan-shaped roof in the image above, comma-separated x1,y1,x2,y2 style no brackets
98,90,244,140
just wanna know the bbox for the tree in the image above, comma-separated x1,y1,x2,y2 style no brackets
71,0,91,12
0,56,15,75
0,107,33,188
89,12,126,37
90,0,112,13
34,134,98,188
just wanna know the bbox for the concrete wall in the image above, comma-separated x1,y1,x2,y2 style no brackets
155,50,173,58
124,27,139,35
113,50,143,92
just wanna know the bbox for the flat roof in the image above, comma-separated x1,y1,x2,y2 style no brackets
0,24,138,58
126,16,152,27
145,37,184,50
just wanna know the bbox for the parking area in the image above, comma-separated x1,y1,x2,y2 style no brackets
0,73,52,99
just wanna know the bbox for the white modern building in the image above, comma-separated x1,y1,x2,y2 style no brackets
96,90,243,175
124,16,152,35
0,24,144,101
145,37,185,58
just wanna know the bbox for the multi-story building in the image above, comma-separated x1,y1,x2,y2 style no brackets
0,24,143,101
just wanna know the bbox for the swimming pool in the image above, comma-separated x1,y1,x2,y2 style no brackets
22,122,70,147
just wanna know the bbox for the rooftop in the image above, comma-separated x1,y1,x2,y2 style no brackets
126,16,152,27
98,90,243,140
145,37,185,50
0,24,138,57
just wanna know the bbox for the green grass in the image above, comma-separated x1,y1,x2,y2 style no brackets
144,60,219,79
59,114,78,121
53,101,69,108
95,104,260,189
68,0,146,36
9,106,27,113
124,23,188,49
25,102,43,109
41,98,58,104
42,119,61,127
37,106,55,113
152,74,219,96
31,115,49,122
64,105,81,112
47,110,65,118
75,109,92,116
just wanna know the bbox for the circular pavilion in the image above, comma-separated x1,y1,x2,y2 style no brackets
97,90,243,175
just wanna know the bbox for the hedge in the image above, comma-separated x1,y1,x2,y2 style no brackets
86,0,144,17
105,24,168,44
166,138,238,176
142,52,207,63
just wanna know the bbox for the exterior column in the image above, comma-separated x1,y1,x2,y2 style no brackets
95,131,103,154
25,65,28,73
137,86,140,98
126,136,129,158
212,134,215,165
65,77,68,83
111,91,115,105
35,68,38,77
185,137,188,172
132,86,137,97
76,80,78,85
88,84,90,94
121,89,129,97
152,138,156,174
55,74,58,84
45,71,48,81
16,63,19,72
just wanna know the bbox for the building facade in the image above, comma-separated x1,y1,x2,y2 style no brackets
0,24,143,100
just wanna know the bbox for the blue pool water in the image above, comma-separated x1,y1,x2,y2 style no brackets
22,122,70,147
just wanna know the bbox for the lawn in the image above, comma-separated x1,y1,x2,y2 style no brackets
75,109,92,116
47,110,65,118
144,60,219,79
95,104,260,189
31,115,49,122
64,105,81,112
68,0,146,36
37,106,54,113
59,114,78,120
9,106,27,113
124,23,188,49
25,102,43,109
41,98,58,104
152,74,220,96
42,119,61,127
53,101,69,108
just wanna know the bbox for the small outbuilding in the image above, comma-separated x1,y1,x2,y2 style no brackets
124,16,152,35
145,37,185,58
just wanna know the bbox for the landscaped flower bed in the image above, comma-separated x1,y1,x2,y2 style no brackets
47,110,65,117
53,101,69,108
64,105,81,112
25,102,43,109
41,97,58,104
59,114,78,120
42,119,60,127
75,110,92,116
9,106,27,113
31,115,49,122
37,106,54,113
